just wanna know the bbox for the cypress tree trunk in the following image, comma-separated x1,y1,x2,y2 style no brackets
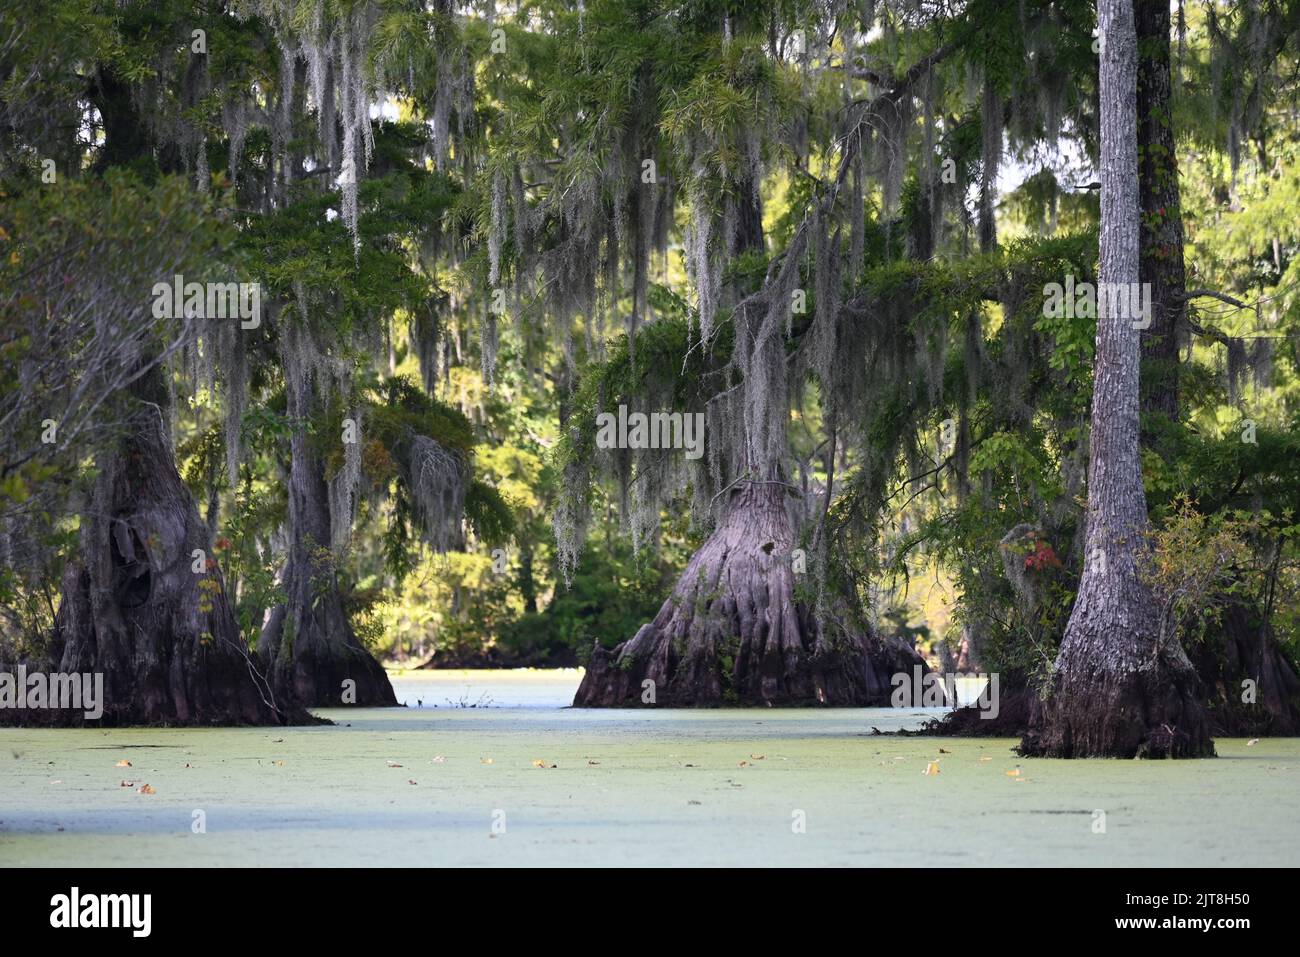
574,480,923,707
1136,0,1186,439
1022,0,1213,758
1,66,306,727
260,346,396,708
2,365,298,726
1133,2,1298,731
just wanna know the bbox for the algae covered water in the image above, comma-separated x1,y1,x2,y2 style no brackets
1,671,1296,867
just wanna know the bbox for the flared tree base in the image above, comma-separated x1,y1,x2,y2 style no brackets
574,482,925,707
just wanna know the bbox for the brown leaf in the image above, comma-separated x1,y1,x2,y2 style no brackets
587,760,600,765
272,760,285,767
137,783,155,795
1005,769,1021,777
749,754,766,760
922,761,941,776
119,780,134,787
532,759,556,769
115,760,131,768
386,760,403,768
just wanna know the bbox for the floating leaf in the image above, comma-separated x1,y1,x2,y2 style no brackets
386,760,403,768
1247,738,1260,747
532,759,556,769
480,757,493,764
923,761,941,776
137,783,155,795
432,755,446,763
1006,769,1021,777
115,760,132,768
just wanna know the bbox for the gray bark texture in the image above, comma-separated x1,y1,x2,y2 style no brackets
574,481,924,707
259,346,396,708
1,365,303,727
1022,0,1213,758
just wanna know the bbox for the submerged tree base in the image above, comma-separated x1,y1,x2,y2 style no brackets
1021,642,1215,759
261,600,398,709
1,386,313,728
574,482,925,707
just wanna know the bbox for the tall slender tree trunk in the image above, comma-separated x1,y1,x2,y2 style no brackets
1022,0,1212,758
260,339,396,707
1134,1,1300,732
1136,0,1186,440
2,365,297,726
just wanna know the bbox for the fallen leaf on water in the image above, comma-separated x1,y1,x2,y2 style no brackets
386,760,403,768
532,759,556,768
49,779,62,784
272,760,285,767
922,761,941,776
119,780,134,787
587,760,600,766
979,756,992,763
738,761,749,767
688,799,702,805
407,779,418,785
431,755,446,763
115,760,131,768
749,754,766,760
939,748,952,754
1006,769,1021,777
1247,738,1260,747
137,784,155,795
480,757,493,764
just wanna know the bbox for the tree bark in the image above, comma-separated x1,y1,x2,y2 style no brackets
1022,0,1213,758
574,480,924,707
2,365,301,726
1136,0,1186,441
260,346,396,708
1190,600,1300,735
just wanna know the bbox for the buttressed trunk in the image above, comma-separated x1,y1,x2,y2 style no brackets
260,349,396,708
1022,0,1212,758
574,480,923,707
3,364,296,726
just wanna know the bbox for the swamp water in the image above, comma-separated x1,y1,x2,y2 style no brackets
2,670,1295,866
